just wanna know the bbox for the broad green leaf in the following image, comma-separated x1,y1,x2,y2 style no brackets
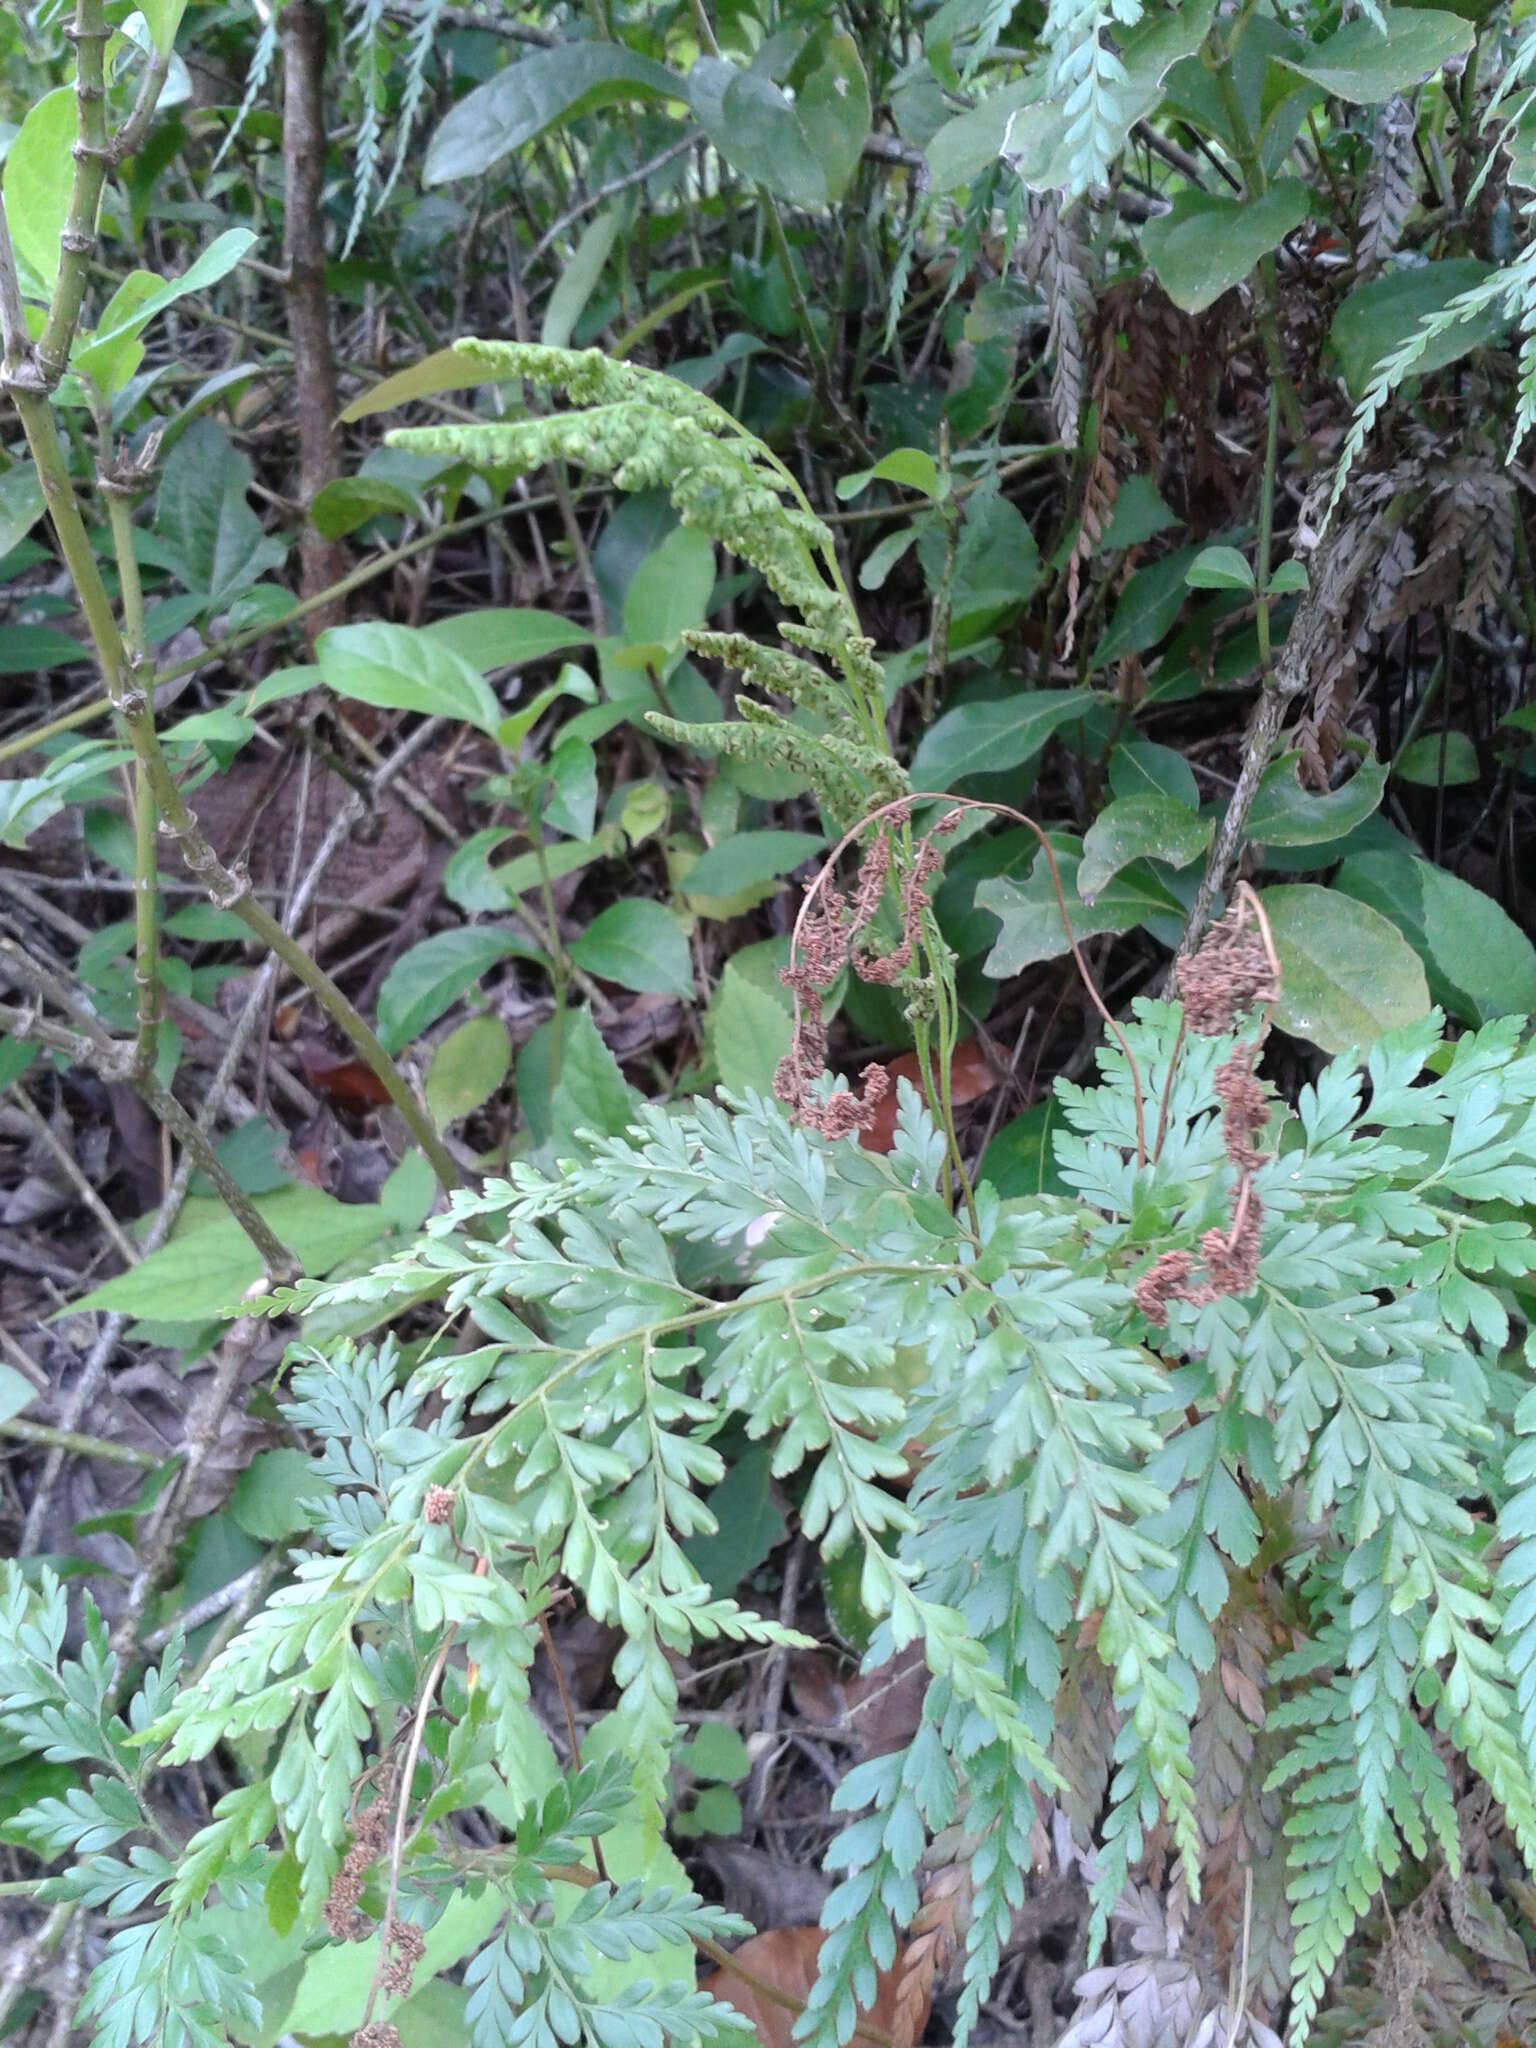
157,419,286,608
1099,475,1182,553
73,230,256,391
979,1101,1069,1200
677,1722,752,1784
376,927,539,1052
619,780,670,845
139,0,189,53
424,46,683,185
0,470,46,561
1275,11,1473,102
426,1013,512,1125
621,525,715,653
685,1443,786,1597
340,346,494,422
689,33,870,208
979,838,1183,973
424,608,594,673
543,1008,638,1152
1327,260,1505,399
542,209,621,348
246,665,320,712
568,900,694,998
684,829,825,899
1258,884,1431,1052
787,31,873,203
1140,182,1310,315
280,1888,507,2038
919,489,1039,643
1268,560,1308,595
0,745,127,848
230,1450,315,1543
910,687,1099,789
491,828,619,904
316,621,502,736
1246,753,1386,847
0,1362,35,1426
1109,738,1200,810
707,961,794,1098
859,522,923,592
70,1187,400,1321
1186,545,1254,591
927,79,1037,194
308,475,425,541
1334,850,1536,1027
1395,732,1480,787
3,90,75,295
1078,796,1211,901
545,735,598,840
837,449,941,501
1090,548,1201,668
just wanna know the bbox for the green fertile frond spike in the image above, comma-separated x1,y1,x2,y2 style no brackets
387,341,893,822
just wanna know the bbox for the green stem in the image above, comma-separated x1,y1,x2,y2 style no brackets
1208,35,1309,459
6,389,460,1194
0,495,562,769
0,977,296,1279
37,0,112,388
104,483,159,1077
529,794,571,1086
922,425,958,726
0,1416,158,1467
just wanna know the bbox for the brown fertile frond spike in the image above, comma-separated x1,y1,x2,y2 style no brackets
380,1918,425,1998
1134,1249,1213,1327
350,2027,402,2048
1175,885,1281,1036
780,795,1147,1164
1143,888,1279,1322
853,813,957,987
323,1793,394,1941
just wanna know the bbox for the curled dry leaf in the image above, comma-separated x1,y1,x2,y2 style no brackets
700,1925,918,2048
294,1039,394,1112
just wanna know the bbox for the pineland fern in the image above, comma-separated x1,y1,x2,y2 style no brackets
5,344,1536,2048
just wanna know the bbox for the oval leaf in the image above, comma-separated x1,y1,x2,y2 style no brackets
1258,884,1431,1053
1246,753,1386,848
425,46,682,186
1395,732,1480,787
376,928,541,1053
568,900,694,997
1078,796,1211,902
1185,544,1254,591
316,621,502,736
979,838,1183,973
1334,850,1536,1027
911,688,1099,790
684,830,825,899
1139,182,1310,315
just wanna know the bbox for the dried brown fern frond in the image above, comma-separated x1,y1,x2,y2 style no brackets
893,1862,971,2047
1022,192,1095,447
1063,280,1190,656
1357,96,1419,274
1139,889,1279,1326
